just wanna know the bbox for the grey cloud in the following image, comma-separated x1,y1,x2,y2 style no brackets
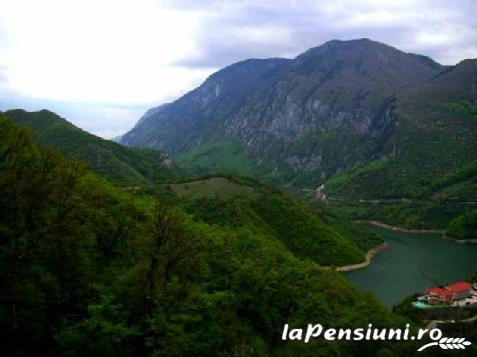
173,0,477,69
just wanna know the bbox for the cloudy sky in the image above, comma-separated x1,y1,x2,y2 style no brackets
0,0,476,138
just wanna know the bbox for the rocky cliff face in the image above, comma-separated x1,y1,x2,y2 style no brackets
122,39,444,186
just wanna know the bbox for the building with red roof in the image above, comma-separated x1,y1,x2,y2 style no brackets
425,281,473,304
447,281,472,293
447,281,473,300
426,287,453,304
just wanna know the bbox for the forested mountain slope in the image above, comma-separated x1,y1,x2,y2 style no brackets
325,59,477,231
5,109,179,186
161,175,382,266
1,113,414,356
121,39,476,233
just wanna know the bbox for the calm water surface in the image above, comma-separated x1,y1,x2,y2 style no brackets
346,226,477,308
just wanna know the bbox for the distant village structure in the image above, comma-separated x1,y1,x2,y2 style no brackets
414,281,476,308
426,282,473,304
303,184,327,201
316,184,326,201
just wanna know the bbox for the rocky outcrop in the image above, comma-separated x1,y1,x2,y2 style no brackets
122,39,444,186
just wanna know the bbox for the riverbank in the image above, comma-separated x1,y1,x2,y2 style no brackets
425,313,477,330
356,220,477,243
330,243,389,272
345,225,477,307
443,235,477,244
355,220,444,234
337,243,388,272
326,221,475,274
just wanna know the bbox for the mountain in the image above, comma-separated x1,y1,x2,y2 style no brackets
5,109,180,186
121,38,444,186
325,59,477,230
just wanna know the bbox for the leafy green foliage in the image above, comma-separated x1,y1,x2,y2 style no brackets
446,100,477,119
446,210,477,239
0,116,410,355
5,109,181,186
169,176,258,199
325,159,391,193
171,176,382,266
178,139,257,176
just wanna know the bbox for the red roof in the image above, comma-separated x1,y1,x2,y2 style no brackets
427,287,452,297
446,281,472,293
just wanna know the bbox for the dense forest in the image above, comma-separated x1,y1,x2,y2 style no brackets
5,109,182,186
1,113,449,356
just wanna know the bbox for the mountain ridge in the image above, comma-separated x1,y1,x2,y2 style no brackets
121,38,446,186
5,109,179,186
324,58,477,229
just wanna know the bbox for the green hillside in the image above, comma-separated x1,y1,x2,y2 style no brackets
5,109,180,186
1,113,414,356
324,60,477,233
161,175,382,266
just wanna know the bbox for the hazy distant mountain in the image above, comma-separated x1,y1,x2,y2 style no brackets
6,109,178,186
121,38,445,186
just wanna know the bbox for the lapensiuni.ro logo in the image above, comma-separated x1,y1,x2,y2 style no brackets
282,323,472,352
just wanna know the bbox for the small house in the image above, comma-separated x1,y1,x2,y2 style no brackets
426,281,473,304
446,281,473,300
426,287,453,304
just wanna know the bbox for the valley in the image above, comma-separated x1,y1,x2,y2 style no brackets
121,39,477,243
1,37,476,356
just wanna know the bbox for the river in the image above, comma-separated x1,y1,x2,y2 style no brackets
346,226,477,308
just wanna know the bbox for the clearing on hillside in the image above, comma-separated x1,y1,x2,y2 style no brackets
168,177,257,200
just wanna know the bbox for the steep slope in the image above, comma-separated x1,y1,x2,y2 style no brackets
325,59,477,229
122,58,292,152
1,114,407,356
122,39,443,186
5,109,179,186
160,175,383,266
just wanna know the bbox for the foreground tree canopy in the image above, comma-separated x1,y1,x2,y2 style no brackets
2,115,466,356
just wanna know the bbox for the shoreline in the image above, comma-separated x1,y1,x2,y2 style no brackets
355,220,444,234
324,220,476,273
357,220,477,244
443,235,477,244
330,243,389,272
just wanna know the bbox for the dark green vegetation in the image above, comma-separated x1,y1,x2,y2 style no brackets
178,140,258,177
3,36,477,355
1,115,424,356
163,176,382,266
446,210,477,239
5,109,180,186
447,100,477,118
